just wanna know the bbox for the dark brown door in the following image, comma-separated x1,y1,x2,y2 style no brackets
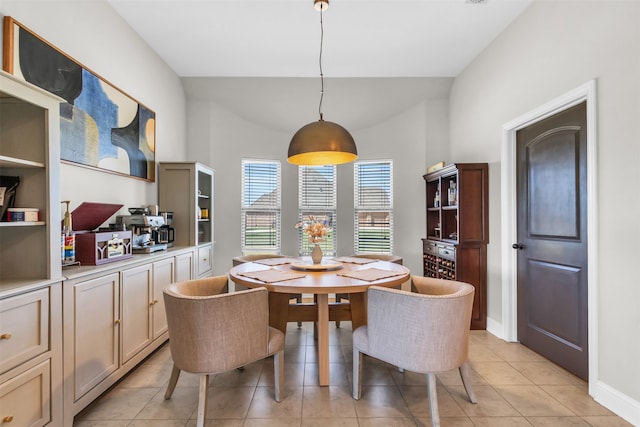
515,101,588,380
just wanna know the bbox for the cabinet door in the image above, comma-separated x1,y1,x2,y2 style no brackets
121,264,152,364
0,359,51,427
0,288,49,374
197,244,213,278
152,258,174,339
175,252,194,282
72,273,119,400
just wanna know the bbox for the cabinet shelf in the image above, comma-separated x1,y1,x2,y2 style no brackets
0,155,46,168
0,221,45,227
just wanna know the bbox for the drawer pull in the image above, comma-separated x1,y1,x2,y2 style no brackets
149,300,158,306
0,333,11,340
2,415,14,422
114,319,121,325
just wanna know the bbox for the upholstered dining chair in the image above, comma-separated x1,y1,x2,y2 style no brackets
335,253,403,327
233,253,303,327
163,275,284,427
352,277,477,427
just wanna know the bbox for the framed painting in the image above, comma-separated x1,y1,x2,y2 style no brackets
2,17,156,181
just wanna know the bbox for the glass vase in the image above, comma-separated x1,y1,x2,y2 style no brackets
311,243,323,264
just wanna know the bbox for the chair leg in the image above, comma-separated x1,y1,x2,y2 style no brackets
352,349,362,400
426,372,440,427
335,294,341,328
274,349,284,402
196,374,209,427
164,363,181,400
296,295,302,328
459,362,477,404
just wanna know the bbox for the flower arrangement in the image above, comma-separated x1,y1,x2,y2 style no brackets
295,215,329,244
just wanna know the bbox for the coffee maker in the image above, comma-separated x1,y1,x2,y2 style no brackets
116,208,168,253
156,211,175,247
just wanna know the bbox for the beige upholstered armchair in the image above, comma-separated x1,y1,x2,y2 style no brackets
163,275,284,427
335,253,403,327
352,277,477,427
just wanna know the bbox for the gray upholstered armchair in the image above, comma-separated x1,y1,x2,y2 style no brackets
352,277,477,427
163,275,284,427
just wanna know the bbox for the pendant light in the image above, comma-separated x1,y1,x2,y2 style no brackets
287,0,357,166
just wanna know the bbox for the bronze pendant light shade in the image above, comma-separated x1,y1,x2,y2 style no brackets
287,0,357,166
288,118,357,166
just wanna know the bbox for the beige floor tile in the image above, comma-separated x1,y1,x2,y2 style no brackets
303,361,351,386
243,419,302,427
469,416,534,426
118,361,173,388
302,385,357,418
509,361,585,386
470,361,534,386
467,344,503,362
260,361,306,387
129,421,190,427
73,421,131,427
526,416,590,426
414,417,475,427
136,386,199,419
202,385,255,419
246,385,303,419
435,366,486,387
448,385,519,417
185,420,243,427
399,384,466,418
494,385,574,416
353,385,412,418
76,387,160,420
286,344,309,363
580,415,635,426
488,343,547,362
468,330,506,347
359,418,419,426
540,385,614,416
302,418,359,427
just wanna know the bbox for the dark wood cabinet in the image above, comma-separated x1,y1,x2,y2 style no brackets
422,163,488,329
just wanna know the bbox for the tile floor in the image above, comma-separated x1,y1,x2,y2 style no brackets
74,322,632,426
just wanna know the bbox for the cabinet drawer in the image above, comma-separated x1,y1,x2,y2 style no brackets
0,359,51,427
437,245,455,261
197,245,212,277
0,288,49,374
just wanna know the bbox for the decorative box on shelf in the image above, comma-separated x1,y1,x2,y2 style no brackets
71,202,133,266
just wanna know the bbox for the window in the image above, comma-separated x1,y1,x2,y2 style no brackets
241,159,281,254
298,165,337,256
354,160,393,254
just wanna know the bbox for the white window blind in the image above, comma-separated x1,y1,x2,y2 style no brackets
354,160,393,254
241,159,281,254
298,165,337,256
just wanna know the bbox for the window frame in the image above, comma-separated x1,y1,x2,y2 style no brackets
297,165,337,256
240,159,281,255
353,160,394,254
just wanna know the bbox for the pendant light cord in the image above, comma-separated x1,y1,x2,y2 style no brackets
318,8,324,121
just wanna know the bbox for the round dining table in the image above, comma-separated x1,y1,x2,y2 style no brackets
228,256,410,386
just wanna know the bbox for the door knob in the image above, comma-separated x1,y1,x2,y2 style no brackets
512,243,524,250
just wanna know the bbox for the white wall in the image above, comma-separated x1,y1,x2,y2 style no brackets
449,1,640,423
185,80,451,281
0,1,187,220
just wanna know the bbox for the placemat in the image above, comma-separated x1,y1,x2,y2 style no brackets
254,257,297,266
238,268,306,283
337,268,405,282
333,256,376,265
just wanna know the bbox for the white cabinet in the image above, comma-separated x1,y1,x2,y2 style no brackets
62,250,191,424
0,284,62,426
0,71,61,287
158,162,214,277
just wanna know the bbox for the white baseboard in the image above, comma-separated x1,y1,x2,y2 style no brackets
485,317,507,341
591,380,640,426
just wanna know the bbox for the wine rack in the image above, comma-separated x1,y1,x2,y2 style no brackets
423,241,456,280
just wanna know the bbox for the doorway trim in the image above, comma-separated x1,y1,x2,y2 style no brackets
500,80,598,387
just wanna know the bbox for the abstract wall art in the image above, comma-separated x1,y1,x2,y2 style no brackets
2,17,156,181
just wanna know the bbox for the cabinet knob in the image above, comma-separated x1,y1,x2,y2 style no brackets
2,415,14,422
114,319,121,325
512,243,525,250
0,333,11,340
149,300,158,306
